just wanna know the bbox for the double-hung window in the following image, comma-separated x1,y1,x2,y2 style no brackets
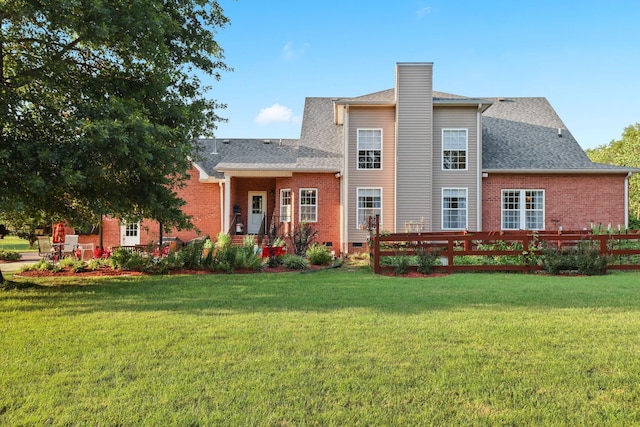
442,188,467,230
357,129,382,169
357,188,382,230
502,190,545,230
299,188,317,222
280,189,291,222
442,129,467,170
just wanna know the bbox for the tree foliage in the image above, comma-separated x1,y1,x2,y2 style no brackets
586,123,640,220
1,0,230,229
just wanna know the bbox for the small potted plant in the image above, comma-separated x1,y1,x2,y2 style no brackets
271,237,287,257
202,238,214,258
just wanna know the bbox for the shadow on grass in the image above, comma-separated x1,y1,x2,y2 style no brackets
3,269,640,315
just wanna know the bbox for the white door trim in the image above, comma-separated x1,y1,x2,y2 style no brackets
120,221,140,246
247,191,267,234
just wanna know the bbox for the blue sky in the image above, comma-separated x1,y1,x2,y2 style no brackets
207,1,640,150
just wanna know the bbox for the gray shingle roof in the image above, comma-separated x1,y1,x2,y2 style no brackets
482,98,631,172
193,138,298,178
196,90,632,177
297,97,343,171
194,98,343,177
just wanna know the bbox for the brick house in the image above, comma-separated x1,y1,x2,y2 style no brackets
93,62,636,255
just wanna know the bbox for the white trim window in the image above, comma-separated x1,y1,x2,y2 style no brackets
502,190,545,230
442,188,467,230
280,189,291,222
357,128,382,169
357,188,382,230
442,129,468,170
299,188,318,222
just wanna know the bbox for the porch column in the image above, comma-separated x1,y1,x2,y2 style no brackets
223,174,231,233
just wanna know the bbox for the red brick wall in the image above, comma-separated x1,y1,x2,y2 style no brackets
482,174,628,231
276,173,341,254
100,168,222,248
98,170,342,253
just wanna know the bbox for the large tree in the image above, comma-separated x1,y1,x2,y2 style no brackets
1,0,230,282
586,123,640,223
1,0,229,225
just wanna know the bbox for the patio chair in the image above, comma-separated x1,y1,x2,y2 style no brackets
37,236,54,260
62,234,79,257
76,242,94,260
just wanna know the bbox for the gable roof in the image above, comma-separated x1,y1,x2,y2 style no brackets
193,98,343,178
482,98,632,173
297,97,343,171
195,88,633,178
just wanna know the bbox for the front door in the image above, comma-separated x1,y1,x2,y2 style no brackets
247,191,267,234
120,221,140,246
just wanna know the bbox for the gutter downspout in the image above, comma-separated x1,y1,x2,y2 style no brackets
343,104,349,255
223,175,231,233
219,181,224,232
477,104,483,231
625,172,631,228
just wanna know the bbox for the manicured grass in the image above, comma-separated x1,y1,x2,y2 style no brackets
2,269,640,425
0,235,36,252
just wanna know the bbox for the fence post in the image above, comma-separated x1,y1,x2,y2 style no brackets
374,215,381,274
599,235,608,258
447,237,454,274
523,233,530,274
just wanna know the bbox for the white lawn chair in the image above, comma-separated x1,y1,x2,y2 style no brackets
62,234,79,257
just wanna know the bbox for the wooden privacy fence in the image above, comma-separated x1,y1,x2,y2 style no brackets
368,221,640,275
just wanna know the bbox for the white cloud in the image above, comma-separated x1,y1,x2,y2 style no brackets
417,6,431,19
255,103,294,124
282,41,310,61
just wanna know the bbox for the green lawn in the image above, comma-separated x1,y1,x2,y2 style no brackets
2,269,640,425
0,235,36,251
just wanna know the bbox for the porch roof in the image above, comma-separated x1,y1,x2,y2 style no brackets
193,138,298,178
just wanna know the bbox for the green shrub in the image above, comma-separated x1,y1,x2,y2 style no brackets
306,244,333,266
541,240,608,275
211,245,236,273
57,256,86,272
416,247,440,274
176,240,204,270
110,248,147,271
21,259,53,272
265,255,284,268
234,246,262,271
215,232,231,249
86,258,104,271
242,235,256,249
393,255,410,275
143,257,170,275
0,250,21,262
282,254,309,270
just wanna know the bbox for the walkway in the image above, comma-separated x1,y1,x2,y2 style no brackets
0,252,40,274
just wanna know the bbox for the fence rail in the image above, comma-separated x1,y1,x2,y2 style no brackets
368,218,640,274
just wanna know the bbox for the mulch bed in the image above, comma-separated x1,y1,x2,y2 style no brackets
15,264,327,278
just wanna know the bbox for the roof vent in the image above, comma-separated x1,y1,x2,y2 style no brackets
222,139,229,144
558,128,563,138
263,139,271,144
211,138,218,154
